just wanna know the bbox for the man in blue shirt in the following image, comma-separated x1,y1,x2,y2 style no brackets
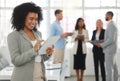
49,9,72,63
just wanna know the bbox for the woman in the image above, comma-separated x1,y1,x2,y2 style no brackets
91,19,106,81
72,18,89,81
7,2,53,81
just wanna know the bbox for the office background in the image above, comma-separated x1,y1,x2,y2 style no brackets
0,0,120,76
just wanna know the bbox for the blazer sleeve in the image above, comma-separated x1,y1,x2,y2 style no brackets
70,30,77,42
7,32,36,66
101,24,117,48
84,29,89,42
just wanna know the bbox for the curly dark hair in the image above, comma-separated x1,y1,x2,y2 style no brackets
75,18,86,30
11,2,43,31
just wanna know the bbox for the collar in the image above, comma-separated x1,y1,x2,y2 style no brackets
19,30,40,46
107,19,112,24
55,20,61,24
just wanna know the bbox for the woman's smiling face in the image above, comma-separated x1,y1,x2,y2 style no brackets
24,12,38,30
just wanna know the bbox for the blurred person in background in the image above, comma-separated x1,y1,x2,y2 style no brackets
49,9,72,63
91,19,106,81
72,18,89,81
96,11,119,81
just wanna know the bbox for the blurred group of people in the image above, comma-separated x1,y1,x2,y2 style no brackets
71,11,119,81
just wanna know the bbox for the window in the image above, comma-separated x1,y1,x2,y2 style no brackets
84,0,101,7
0,0,120,48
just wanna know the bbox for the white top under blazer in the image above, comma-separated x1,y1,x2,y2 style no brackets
71,29,89,55
31,40,41,62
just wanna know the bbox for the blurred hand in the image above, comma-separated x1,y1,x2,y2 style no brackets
95,43,101,48
34,39,44,52
75,36,84,41
46,46,54,55
61,33,68,38
75,36,79,41
61,32,73,38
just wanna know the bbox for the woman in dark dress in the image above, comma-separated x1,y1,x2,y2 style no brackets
72,18,89,81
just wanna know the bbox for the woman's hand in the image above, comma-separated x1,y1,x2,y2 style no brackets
95,43,101,48
75,36,79,41
34,39,44,52
46,46,54,55
75,36,84,41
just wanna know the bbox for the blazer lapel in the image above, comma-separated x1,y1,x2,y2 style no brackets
19,30,42,45
32,30,41,41
19,30,32,46
99,29,104,40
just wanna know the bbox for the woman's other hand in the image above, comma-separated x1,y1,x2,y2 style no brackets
75,36,84,41
34,39,44,52
46,46,54,55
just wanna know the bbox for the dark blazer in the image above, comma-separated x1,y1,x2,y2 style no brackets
91,29,105,53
